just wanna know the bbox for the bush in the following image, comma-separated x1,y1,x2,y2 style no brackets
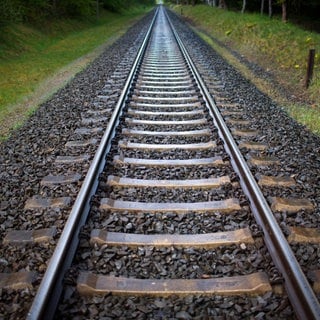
57,0,95,17
0,0,24,25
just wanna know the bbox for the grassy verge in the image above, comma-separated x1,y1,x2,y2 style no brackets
0,6,152,140
171,4,320,135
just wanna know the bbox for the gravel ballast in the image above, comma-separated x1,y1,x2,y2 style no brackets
1,6,320,319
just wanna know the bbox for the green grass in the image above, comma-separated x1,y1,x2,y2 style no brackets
288,104,320,134
0,7,152,139
172,4,320,134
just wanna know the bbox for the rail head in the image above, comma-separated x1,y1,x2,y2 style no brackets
164,7,320,320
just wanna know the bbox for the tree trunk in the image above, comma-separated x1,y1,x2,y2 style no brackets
219,0,227,9
96,0,99,19
241,0,246,13
52,0,57,13
260,0,264,15
268,0,272,18
282,1,287,22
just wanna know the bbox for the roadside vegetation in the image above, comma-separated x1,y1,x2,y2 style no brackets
0,0,154,139
171,4,320,135
1,0,319,138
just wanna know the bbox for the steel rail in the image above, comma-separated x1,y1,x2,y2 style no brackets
26,7,159,320
165,7,320,320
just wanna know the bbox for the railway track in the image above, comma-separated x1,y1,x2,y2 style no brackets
1,5,320,320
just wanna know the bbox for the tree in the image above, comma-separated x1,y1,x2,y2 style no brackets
58,0,94,17
268,0,272,18
260,0,265,14
52,0,57,14
277,0,287,22
96,0,99,19
0,0,23,24
219,0,227,9
281,0,287,22
241,0,246,13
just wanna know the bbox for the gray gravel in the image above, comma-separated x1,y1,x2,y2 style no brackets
57,7,300,319
1,4,320,318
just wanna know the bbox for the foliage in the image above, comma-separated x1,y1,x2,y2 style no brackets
0,6,152,139
56,0,95,17
170,0,320,20
0,0,24,24
102,0,154,13
0,0,154,24
0,0,93,24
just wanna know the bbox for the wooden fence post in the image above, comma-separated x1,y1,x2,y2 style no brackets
305,49,315,89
